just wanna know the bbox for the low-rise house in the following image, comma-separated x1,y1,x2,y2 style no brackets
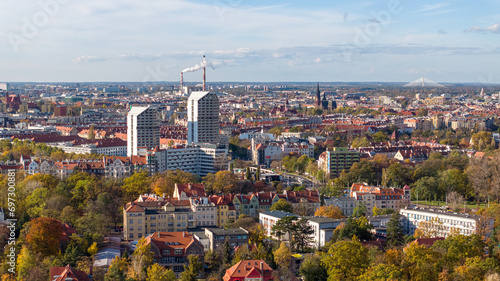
204,228,249,251
209,194,238,228
145,231,204,278
50,264,92,281
223,260,274,281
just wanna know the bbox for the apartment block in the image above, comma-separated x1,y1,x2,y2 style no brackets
318,147,360,179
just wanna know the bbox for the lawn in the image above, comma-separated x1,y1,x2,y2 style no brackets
412,201,489,210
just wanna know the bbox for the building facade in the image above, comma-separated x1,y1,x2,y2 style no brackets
400,207,493,238
187,92,220,144
318,147,360,178
127,106,160,157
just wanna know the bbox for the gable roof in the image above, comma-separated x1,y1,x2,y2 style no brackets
224,260,273,280
50,264,91,281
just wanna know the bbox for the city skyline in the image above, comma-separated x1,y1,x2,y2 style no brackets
1,0,499,83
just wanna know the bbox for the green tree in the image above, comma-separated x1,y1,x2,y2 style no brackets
431,234,485,270
292,217,314,253
105,256,129,281
359,263,404,281
322,237,369,280
256,166,261,181
402,241,441,281
17,247,37,281
386,212,404,247
180,255,202,281
300,254,328,281
146,264,176,281
332,216,373,242
271,215,296,241
122,172,151,202
151,169,199,197
88,125,95,140
270,199,293,213
372,131,389,143
203,170,239,194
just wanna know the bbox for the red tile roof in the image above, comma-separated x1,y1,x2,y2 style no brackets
50,265,91,281
224,260,274,281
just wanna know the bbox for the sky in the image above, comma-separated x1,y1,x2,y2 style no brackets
1,0,499,83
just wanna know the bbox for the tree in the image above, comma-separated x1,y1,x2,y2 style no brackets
417,108,428,117
353,202,368,217
26,217,63,257
270,199,293,213
271,215,296,241
322,237,369,280
372,131,389,143
447,191,464,210
292,217,314,252
151,169,199,197
372,205,381,216
88,125,95,140
105,256,129,281
359,263,404,281
180,255,202,281
332,216,373,242
386,212,404,247
273,241,291,269
16,247,37,281
414,217,444,238
88,242,98,256
146,264,176,281
129,237,154,281
256,166,261,181
246,167,252,181
402,241,441,280
300,254,328,281
122,172,151,202
431,234,485,270
203,171,239,194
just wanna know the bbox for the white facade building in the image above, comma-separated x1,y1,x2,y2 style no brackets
187,92,220,144
400,207,493,238
127,106,160,157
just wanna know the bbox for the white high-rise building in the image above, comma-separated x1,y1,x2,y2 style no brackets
127,106,160,157
187,91,219,144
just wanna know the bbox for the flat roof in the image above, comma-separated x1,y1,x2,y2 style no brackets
206,228,248,235
401,207,479,220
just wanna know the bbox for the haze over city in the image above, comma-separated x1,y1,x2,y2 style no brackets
1,0,500,83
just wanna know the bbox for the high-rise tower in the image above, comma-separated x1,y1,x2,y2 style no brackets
127,106,160,156
315,83,321,107
187,91,220,144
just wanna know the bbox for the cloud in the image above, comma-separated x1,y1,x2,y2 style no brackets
417,3,450,13
438,29,447,34
465,23,500,34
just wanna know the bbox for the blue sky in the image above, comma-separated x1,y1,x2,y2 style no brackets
1,0,499,83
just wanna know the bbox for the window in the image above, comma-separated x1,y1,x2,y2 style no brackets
129,219,134,224
129,233,134,239
129,227,134,231
175,249,182,255
138,219,142,224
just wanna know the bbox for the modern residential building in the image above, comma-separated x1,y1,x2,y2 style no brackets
145,231,204,278
223,260,274,281
259,211,296,240
305,216,346,248
204,228,249,250
350,183,411,215
318,147,360,178
187,91,220,144
400,207,493,238
127,106,160,157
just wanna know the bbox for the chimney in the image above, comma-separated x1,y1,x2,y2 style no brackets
260,261,264,273
188,183,192,190
180,72,184,92
202,66,206,91
202,55,206,91
183,231,185,237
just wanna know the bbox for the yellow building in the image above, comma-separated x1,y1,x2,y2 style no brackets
123,194,195,241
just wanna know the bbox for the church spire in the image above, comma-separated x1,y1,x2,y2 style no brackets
316,83,321,107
